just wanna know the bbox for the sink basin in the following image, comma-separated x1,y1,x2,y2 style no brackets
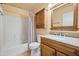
44,34,65,40
56,35,65,39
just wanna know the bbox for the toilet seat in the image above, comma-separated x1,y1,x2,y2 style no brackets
29,42,40,50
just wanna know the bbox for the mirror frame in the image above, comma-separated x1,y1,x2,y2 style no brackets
51,3,78,31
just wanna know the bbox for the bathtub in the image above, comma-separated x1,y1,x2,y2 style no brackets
1,43,28,56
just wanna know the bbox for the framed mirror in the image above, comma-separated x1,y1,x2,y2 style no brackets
51,3,78,31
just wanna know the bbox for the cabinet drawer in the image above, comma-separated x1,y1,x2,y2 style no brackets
56,51,67,56
41,44,55,56
41,37,76,56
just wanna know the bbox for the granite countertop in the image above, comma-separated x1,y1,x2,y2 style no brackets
39,34,79,47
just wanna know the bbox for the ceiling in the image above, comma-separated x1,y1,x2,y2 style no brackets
5,3,48,13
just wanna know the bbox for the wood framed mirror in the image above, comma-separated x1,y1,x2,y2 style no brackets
51,3,78,31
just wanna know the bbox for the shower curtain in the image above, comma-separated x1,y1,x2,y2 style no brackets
27,11,37,45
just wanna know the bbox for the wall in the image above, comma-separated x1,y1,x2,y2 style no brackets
50,30,79,38
0,4,28,19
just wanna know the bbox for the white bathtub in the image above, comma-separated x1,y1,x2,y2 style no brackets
1,43,28,56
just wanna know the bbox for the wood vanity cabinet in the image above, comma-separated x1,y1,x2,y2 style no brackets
41,37,79,56
35,8,45,28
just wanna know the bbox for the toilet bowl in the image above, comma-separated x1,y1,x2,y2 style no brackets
29,42,40,50
29,35,40,56
29,42,40,56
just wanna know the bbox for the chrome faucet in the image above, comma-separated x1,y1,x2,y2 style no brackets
59,32,62,36
59,32,65,37
60,32,69,37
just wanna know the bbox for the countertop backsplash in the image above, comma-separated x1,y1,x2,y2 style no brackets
50,31,79,38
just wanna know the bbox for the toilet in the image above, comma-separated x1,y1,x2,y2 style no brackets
29,35,40,56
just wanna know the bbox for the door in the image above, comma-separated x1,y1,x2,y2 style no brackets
35,9,44,28
41,44,55,56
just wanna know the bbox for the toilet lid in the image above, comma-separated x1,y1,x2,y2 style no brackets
30,42,40,46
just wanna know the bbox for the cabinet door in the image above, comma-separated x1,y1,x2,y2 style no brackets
56,51,67,56
35,8,44,28
41,44,55,56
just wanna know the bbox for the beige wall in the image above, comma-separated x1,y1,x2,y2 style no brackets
0,4,28,20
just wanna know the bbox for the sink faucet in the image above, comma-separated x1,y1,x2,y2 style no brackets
59,32,65,37
54,32,62,36
60,32,69,37
59,32,62,36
